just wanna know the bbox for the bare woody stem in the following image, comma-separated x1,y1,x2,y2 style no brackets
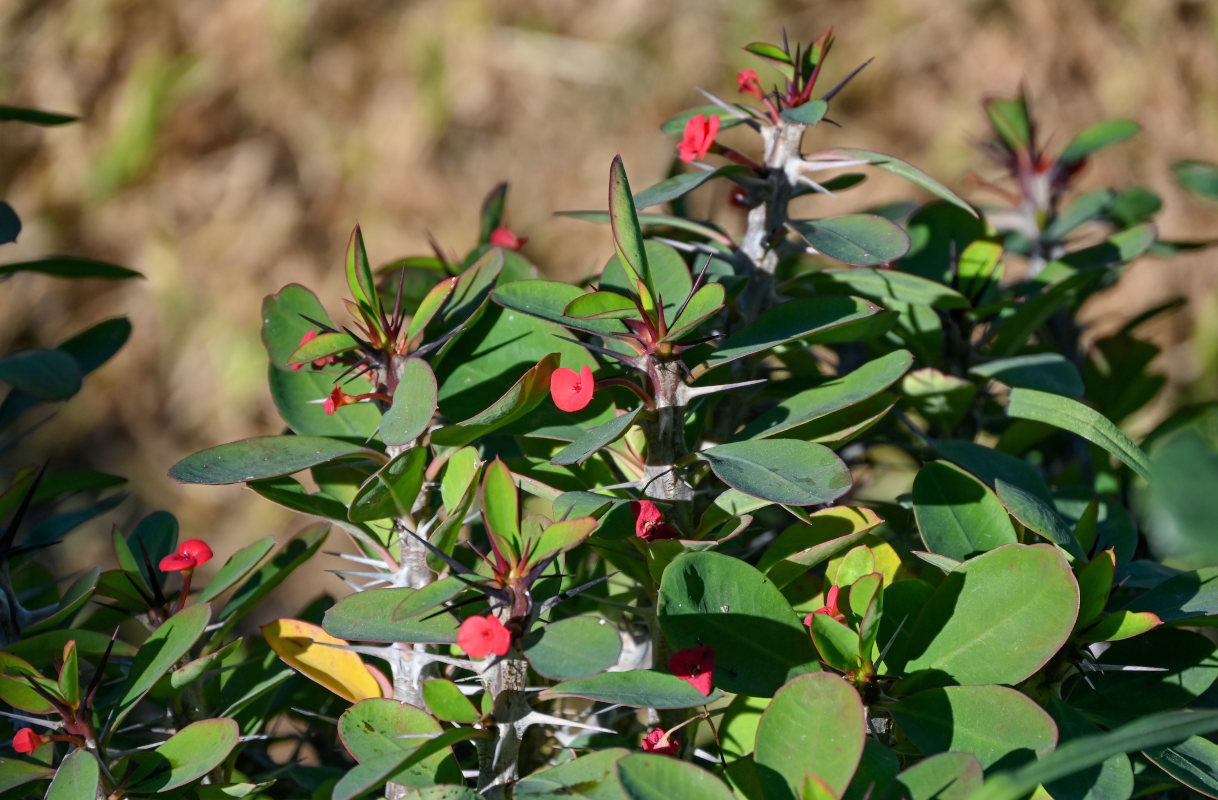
476,650,530,800
639,359,694,531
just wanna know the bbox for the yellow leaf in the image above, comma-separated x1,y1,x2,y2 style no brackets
263,619,384,703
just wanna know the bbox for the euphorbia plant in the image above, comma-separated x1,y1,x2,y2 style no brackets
6,26,1218,800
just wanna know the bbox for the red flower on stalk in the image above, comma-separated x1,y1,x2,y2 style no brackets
669,645,715,696
490,227,528,250
678,114,720,163
642,727,680,756
12,727,47,754
457,614,512,659
550,365,594,412
632,500,678,541
736,69,763,99
324,385,355,415
159,539,214,572
803,584,844,626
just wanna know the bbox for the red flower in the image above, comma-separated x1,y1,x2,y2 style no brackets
159,539,214,572
12,727,46,754
323,385,355,415
736,69,763,99
678,114,720,163
490,227,528,250
457,614,512,659
803,584,844,626
642,727,680,756
632,500,678,541
550,365,594,412
669,645,715,696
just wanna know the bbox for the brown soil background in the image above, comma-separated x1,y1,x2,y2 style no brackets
2,0,1216,608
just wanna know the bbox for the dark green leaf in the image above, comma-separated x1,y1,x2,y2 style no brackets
349,447,426,522
780,100,828,126
111,603,211,731
523,616,622,679
1142,736,1218,797
617,754,736,800
0,105,77,125
701,439,852,506
790,215,911,266
996,479,1087,562
169,435,378,485
0,257,140,280
0,348,81,400
810,268,968,309
131,719,240,792
324,587,458,644
634,166,750,210
1058,120,1140,167
540,669,723,708
1172,160,1218,201
1006,388,1152,481
45,749,99,800
552,407,642,466
199,536,276,603
0,201,19,244
381,358,437,446
971,354,1084,397
813,148,975,215
913,461,1017,561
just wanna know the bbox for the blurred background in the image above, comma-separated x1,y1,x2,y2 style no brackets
2,0,1217,594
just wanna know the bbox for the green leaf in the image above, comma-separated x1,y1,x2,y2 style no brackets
996,479,1087,562
0,256,140,280
810,267,968,309
1043,697,1133,800
482,458,520,557
1065,628,1218,716
553,407,642,466
789,215,911,266
701,439,852,506
698,296,879,374
515,748,631,798
131,719,240,792
964,709,1218,800
346,225,383,322
45,749,100,800
971,354,1084,397
381,359,437,447
1143,735,1218,797
349,447,426,522
214,525,327,636
617,754,737,800
565,290,641,320
523,616,622,679
111,603,211,731
1058,119,1140,167
336,699,463,794
0,105,76,125
913,461,1018,561
780,100,829,126
895,544,1078,692
0,348,81,400
810,613,859,674
169,435,377,485
20,568,99,636
984,96,1031,151
890,753,984,800
755,673,865,799
609,156,656,318
262,283,340,369
540,669,723,708
1172,159,1218,201
0,757,54,792
1122,565,1218,623
759,507,884,588
423,679,480,724
658,552,819,697
287,331,356,366
634,166,750,210
199,536,276,603
1006,388,1152,481
813,148,975,215
737,350,912,441
267,366,382,438
901,367,977,429
324,587,458,644
665,283,725,342
893,685,1057,771
933,439,1055,505
745,41,793,65
434,352,562,447
493,280,626,336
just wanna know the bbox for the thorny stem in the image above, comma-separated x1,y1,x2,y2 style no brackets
639,360,694,531
476,649,530,800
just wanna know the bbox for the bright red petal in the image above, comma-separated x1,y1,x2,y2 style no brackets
13,728,41,754
668,645,715,696
159,553,195,572
179,539,213,566
457,616,493,659
550,366,594,412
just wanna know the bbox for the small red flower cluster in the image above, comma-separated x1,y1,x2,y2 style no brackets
159,539,214,572
550,365,594,412
290,329,337,372
12,727,47,754
669,645,715,696
641,727,680,755
678,114,720,163
803,584,844,626
631,500,678,541
457,614,512,659
323,385,356,415
736,69,764,100
489,227,527,250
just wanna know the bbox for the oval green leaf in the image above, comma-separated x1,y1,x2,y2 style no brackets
523,616,622,679
790,214,911,266
381,358,438,446
540,669,723,709
617,754,736,800
701,439,852,506
913,461,1017,561
169,435,377,485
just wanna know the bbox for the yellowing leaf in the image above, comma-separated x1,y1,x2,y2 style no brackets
263,619,385,703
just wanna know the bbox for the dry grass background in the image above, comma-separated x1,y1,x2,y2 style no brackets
1,0,1217,608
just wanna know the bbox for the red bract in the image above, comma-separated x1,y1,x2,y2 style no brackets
550,365,594,412
457,614,512,659
490,227,527,250
292,329,319,371
159,539,214,572
324,385,354,415
736,69,763,99
12,727,46,754
803,584,843,626
642,727,680,755
669,645,715,696
632,500,678,541
678,114,720,163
